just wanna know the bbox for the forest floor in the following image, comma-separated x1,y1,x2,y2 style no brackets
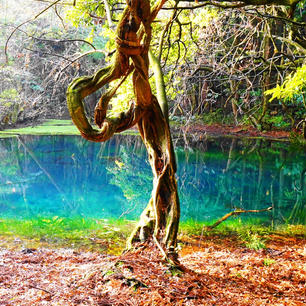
179,123,291,140
0,234,305,306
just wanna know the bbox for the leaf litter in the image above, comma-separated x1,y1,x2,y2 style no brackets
0,235,305,305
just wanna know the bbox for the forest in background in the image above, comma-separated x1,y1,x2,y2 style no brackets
0,0,306,134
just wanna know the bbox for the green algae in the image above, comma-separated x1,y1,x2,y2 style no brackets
0,119,139,138
0,120,79,137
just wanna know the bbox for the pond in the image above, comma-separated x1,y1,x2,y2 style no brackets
0,134,305,229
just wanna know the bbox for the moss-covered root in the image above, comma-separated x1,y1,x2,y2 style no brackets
126,199,155,248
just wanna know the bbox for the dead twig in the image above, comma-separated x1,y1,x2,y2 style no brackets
204,206,273,230
29,284,53,295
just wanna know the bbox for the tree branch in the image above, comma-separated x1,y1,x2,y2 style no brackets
162,0,302,10
245,8,306,26
205,206,273,230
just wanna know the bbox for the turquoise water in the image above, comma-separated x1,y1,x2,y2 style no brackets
0,135,305,226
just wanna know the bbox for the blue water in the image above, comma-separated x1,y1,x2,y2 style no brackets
0,135,305,226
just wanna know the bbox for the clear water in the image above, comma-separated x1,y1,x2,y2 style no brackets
0,135,305,226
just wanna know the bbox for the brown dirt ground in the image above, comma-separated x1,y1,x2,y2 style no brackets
0,235,305,306
180,124,291,140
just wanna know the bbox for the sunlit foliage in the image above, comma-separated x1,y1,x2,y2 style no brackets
265,65,306,104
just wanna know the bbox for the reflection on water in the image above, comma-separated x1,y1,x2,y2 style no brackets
0,135,305,225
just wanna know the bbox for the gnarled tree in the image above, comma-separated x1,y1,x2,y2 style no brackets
66,0,180,263
66,0,304,263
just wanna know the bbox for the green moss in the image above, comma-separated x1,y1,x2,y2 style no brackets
239,231,267,250
0,217,135,254
1,216,304,253
263,258,276,266
0,134,18,138
0,120,79,137
0,119,140,138
179,218,305,238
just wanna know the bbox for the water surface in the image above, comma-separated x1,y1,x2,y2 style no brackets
0,135,305,226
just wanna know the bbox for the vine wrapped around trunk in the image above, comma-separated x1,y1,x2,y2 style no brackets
66,0,180,262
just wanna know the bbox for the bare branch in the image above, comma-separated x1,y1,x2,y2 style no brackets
205,206,273,230
5,0,63,63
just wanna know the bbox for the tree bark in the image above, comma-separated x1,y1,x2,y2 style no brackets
66,0,180,262
126,95,180,263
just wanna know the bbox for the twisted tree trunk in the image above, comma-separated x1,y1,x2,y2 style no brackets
126,95,180,262
66,0,180,262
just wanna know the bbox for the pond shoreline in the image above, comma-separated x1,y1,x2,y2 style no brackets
0,119,295,142
176,123,292,142
1,215,304,255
